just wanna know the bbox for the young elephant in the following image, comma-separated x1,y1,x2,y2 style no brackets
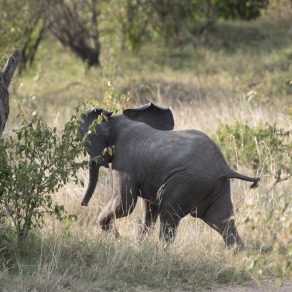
79,103,260,249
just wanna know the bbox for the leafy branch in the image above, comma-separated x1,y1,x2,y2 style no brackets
0,111,87,246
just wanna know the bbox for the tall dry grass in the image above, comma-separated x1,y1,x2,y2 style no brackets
2,96,289,291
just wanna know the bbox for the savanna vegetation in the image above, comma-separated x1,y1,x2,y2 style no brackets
0,0,292,291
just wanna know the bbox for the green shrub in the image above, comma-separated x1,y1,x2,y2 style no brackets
0,204,9,263
0,112,87,247
213,122,292,277
213,122,292,182
215,0,269,20
245,192,292,278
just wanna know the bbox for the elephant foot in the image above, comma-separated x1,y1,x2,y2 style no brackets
231,241,245,255
99,218,120,239
111,225,120,239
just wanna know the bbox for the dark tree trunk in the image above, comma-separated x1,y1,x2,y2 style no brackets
0,50,22,137
42,0,101,67
19,19,46,74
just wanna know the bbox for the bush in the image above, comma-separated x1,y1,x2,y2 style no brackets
213,122,292,182
0,204,9,262
245,192,292,278
215,0,269,20
0,112,87,247
213,121,292,278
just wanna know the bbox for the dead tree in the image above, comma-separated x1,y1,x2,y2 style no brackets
0,49,22,137
42,0,101,67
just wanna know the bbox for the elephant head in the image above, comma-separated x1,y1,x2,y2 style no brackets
79,108,113,167
79,102,174,206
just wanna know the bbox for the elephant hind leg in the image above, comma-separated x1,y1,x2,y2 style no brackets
200,187,244,250
140,200,159,235
203,216,244,250
159,211,181,247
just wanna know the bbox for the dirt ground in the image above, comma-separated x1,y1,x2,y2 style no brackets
209,280,292,291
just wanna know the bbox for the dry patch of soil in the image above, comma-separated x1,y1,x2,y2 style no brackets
209,280,292,292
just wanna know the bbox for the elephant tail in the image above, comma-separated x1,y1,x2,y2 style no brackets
220,170,260,189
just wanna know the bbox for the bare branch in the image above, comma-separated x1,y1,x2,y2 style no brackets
0,49,22,137
2,49,22,88
271,174,292,190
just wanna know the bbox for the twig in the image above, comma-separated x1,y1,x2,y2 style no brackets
271,174,292,190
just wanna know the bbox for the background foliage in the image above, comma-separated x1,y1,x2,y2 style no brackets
0,0,274,68
213,122,292,180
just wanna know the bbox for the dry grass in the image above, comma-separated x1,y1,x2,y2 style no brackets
3,96,290,291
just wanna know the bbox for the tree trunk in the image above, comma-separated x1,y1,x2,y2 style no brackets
43,0,101,67
19,19,46,74
0,49,22,137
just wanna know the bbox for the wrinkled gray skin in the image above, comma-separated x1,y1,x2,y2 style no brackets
79,103,260,249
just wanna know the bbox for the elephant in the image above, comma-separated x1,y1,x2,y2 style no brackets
79,103,260,249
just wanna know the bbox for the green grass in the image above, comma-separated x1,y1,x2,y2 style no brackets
1,6,292,291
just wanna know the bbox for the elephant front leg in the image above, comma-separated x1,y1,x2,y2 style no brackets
98,185,139,235
98,197,120,233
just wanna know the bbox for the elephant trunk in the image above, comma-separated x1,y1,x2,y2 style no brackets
81,161,99,206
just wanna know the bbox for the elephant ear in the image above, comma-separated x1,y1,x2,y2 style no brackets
79,108,113,139
123,102,174,130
